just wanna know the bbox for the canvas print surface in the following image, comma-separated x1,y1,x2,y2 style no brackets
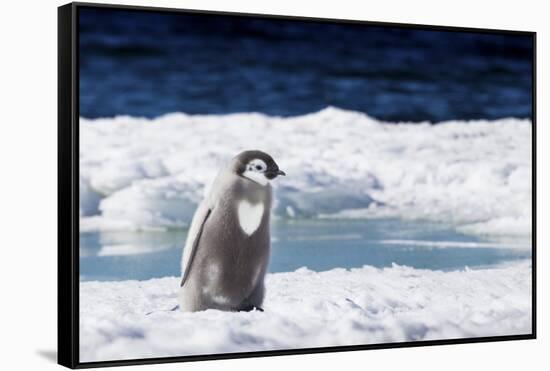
78,7,533,362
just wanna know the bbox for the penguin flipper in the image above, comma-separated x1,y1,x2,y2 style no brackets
180,206,212,287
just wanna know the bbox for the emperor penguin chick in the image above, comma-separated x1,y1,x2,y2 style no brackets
178,150,285,312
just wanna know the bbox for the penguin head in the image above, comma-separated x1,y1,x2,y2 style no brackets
232,150,286,186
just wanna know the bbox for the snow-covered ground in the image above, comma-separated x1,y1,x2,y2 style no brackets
78,108,532,361
80,108,531,235
80,260,532,362
80,107,532,237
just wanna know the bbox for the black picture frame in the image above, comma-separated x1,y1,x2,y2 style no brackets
58,2,537,369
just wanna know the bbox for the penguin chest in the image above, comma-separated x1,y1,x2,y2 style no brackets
237,200,264,236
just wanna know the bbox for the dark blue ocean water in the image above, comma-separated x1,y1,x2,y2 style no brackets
79,8,533,122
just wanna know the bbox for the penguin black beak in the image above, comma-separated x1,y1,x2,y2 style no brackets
265,169,286,179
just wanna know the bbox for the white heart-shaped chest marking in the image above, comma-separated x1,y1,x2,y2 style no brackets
237,200,264,236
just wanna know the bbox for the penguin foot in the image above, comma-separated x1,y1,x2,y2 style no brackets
239,305,264,312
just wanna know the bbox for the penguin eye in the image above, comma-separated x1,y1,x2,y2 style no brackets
247,159,267,173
